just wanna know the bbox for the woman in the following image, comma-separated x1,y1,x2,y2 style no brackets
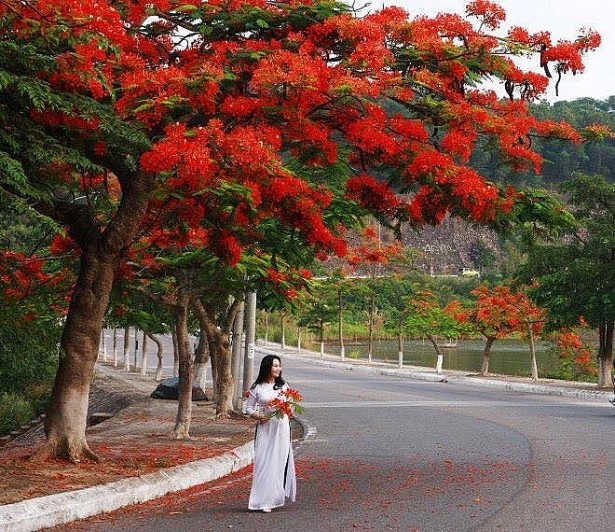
245,354,297,513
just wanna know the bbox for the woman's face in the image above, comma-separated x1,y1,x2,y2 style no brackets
270,359,282,379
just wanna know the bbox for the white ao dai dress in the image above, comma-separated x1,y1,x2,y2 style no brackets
246,382,297,511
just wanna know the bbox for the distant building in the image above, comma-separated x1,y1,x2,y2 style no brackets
459,268,480,278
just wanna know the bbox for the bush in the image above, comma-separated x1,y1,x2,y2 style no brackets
0,392,34,435
0,306,59,394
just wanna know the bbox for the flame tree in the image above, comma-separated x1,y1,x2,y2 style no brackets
0,0,603,460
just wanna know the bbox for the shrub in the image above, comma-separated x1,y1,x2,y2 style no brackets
0,393,34,435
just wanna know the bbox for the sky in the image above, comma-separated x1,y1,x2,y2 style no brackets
379,0,614,103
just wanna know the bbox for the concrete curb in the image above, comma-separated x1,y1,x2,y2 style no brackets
0,442,254,532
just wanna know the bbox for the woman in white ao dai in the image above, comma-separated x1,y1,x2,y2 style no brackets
246,355,296,513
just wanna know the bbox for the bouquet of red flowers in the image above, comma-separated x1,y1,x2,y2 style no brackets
266,388,304,419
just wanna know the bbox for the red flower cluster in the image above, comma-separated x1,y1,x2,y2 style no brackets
266,388,304,419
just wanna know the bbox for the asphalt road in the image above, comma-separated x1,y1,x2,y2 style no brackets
69,354,615,531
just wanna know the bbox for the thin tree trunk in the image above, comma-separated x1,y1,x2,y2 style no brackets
319,320,325,356
194,328,209,392
140,330,148,376
193,298,238,418
231,301,244,410
367,294,375,363
338,288,345,360
172,329,179,377
397,325,403,369
112,328,118,367
208,328,234,417
146,332,164,381
173,292,194,439
528,324,538,381
123,326,130,372
598,322,614,388
480,336,496,376
428,335,444,374
133,328,139,370
280,310,286,350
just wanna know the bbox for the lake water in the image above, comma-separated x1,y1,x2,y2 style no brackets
305,338,560,377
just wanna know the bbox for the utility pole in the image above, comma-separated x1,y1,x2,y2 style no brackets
241,292,257,411
231,300,245,410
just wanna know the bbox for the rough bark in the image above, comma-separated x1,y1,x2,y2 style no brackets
193,297,238,418
208,327,234,418
34,253,116,463
480,336,496,376
194,325,210,392
173,292,194,439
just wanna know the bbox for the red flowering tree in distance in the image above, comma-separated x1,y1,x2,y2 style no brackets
0,0,605,461
466,284,544,376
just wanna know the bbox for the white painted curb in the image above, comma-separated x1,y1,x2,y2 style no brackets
257,345,612,401
0,442,254,532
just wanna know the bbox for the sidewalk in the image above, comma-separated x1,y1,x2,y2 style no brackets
1,343,612,531
0,363,257,532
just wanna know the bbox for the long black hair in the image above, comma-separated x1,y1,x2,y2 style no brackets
252,354,285,390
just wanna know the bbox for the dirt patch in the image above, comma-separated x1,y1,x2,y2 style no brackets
0,374,256,507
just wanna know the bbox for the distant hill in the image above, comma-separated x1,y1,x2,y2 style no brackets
400,218,501,276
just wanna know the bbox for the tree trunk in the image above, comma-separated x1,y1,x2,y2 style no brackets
480,336,496,376
33,168,155,461
35,255,116,462
319,320,325,356
231,301,244,410
597,322,614,389
528,324,539,381
427,335,444,374
140,330,148,376
112,328,118,367
172,329,179,377
146,332,164,381
123,326,130,372
173,292,194,439
280,310,286,350
338,288,345,360
367,294,375,363
208,328,234,417
397,328,403,369
193,325,210,392
193,298,238,418
132,327,139,370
